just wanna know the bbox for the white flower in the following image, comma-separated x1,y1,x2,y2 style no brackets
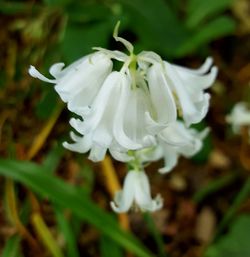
29,52,113,116
158,122,209,173
29,22,216,163
110,170,163,213
140,51,217,130
226,102,250,134
63,71,142,162
137,121,209,173
145,61,177,134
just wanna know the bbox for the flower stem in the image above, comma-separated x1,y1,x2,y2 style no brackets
100,155,130,231
128,150,142,172
192,173,238,204
214,177,250,240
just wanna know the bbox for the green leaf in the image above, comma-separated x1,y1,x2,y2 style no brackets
43,0,72,7
66,2,112,23
0,1,40,14
119,0,188,57
54,205,80,257
61,20,113,63
35,88,58,120
1,235,21,257
77,162,95,196
215,178,250,238
100,235,124,257
42,143,65,173
192,173,237,204
205,215,250,257
0,159,154,257
176,16,236,57
186,0,233,28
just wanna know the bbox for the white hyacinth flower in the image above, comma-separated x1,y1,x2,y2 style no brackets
141,51,217,130
29,52,113,116
63,71,142,162
158,122,209,173
111,170,163,213
226,102,250,134
29,22,216,162
137,121,209,173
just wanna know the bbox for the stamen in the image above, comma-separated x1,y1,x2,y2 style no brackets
113,21,134,54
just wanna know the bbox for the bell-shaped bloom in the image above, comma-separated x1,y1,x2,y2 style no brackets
29,52,113,116
158,122,209,173
146,62,177,134
111,170,163,213
136,121,209,173
29,24,216,164
140,52,217,129
163,60,216,126
63,71,146,162
226,102,250,134
123,84,157,147
172,59,217,125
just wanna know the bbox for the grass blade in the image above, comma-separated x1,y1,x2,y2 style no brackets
0,159,154,257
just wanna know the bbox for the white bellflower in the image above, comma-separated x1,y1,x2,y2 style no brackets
29,24,216,162
135,121,209,173
29,22,217,213
110,170,163,213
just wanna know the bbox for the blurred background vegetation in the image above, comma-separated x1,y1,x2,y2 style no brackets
0,0,250,256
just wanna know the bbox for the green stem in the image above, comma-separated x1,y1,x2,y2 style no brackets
193,173,238,204
144,213,169,257
214,177,250,240
127,150,142,172
129,54,137,90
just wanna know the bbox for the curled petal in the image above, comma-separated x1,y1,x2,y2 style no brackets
63,133,92,153
69,118,84,135
164,62,211,126
29,66,57,83
49,63,65,78
109,149,133,162
176,66,218,91
158,122,209,173
174,57,213,75
158,144,178,174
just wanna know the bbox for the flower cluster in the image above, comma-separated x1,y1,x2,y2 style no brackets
29,23,217,213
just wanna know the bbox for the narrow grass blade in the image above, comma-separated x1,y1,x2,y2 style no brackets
54,205,80,257
0,159,154,257
1,235,21,257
